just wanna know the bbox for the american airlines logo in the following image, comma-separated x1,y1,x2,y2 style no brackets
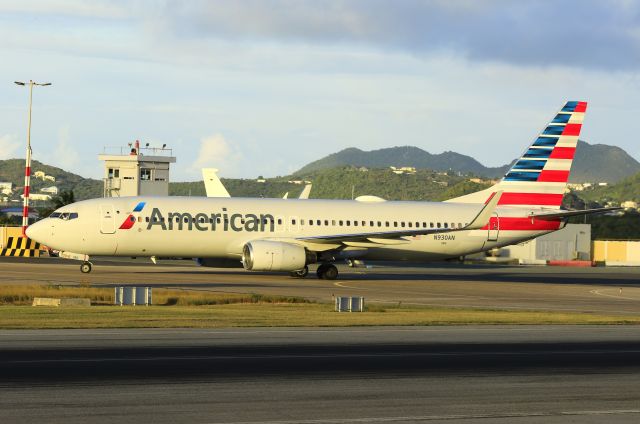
119,202,146,230
146,207,276,232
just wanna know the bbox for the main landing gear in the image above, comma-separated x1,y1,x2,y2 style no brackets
289,266,309,278
288,264,339,280
80,261,93,273
316,263,338,280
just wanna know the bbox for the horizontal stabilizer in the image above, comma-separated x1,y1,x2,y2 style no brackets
529,207,622,221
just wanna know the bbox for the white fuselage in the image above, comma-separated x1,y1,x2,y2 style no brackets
27,196,558,263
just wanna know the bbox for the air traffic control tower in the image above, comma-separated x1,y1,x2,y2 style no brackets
98,140,176,197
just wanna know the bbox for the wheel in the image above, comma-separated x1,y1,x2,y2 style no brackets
316,263,338,280
290,266,309,278
80,262,92,273
323,264,338,280
316,263,328,279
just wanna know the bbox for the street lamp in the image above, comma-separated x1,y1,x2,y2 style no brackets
14,80,52,237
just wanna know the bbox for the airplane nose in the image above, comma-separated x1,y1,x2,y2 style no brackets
26,220,47,244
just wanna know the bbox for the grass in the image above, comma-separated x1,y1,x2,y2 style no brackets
0,285,310,306
1,285,639,329
1,303,640,329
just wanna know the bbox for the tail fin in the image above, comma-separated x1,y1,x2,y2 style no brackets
447,101,587,209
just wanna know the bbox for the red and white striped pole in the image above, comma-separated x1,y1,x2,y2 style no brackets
14,80,52,238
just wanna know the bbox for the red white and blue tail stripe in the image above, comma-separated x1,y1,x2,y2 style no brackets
448,101,587,209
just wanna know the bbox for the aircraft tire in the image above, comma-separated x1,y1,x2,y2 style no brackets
80,262,92,273
317,264,338,280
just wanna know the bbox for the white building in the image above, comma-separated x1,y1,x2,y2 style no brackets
497,224,591,264
21,193,51,201
0,182,12,195
98,141,176,197
40,186,59,195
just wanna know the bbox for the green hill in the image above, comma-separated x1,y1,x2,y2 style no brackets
170,167,490,201
296,146,509,178
0,159,102,201
295,142,640,183
569,141,640,183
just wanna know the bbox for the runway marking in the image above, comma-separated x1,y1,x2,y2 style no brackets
209,409,640,423
590,289,640,301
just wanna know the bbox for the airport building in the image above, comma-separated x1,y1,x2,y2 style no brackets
98,140,176,197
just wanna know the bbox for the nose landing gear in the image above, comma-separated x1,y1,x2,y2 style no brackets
80,262,92,273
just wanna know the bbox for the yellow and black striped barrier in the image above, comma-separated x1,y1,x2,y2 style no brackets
0,236,42,257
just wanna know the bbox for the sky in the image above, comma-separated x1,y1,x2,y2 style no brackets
1,0,639,181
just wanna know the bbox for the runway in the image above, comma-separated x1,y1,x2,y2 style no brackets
1,326,640,423
2,257,640,314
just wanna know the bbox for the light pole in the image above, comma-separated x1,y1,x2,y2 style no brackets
14,80,52,237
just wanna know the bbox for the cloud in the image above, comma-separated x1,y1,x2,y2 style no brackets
0,134,20,160
190,134,243,176
51,125,80,170
148,0,640,70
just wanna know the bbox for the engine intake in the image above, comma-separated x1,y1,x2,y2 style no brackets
242,240,315,271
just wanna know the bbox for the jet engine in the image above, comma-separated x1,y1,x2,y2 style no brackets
242,240,316,271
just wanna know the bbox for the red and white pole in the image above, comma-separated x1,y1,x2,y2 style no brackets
14,79,51,237
21,81,34,238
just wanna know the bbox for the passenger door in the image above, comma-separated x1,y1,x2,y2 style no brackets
100,205,116,234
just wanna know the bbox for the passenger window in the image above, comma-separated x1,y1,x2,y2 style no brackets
378,221,382,227
437,222,441,228
362,221,366,226
394,222,398,227
385,222,389,227
317,220,321,226
325,220,329,226
146,217,150,223
353,221,358,226
430,222,434,228
458,222,462,228
292,219,296,225
444,223,448,228
401,222,405,228
309,220,313,226
332,220,336,226
339,220,343,226
370,221,374,226
408,222,412,228
278,219,282,225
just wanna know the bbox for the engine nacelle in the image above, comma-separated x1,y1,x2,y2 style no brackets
242,240,315,271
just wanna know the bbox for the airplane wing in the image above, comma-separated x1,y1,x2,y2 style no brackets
528,207,622,221
202,168,231,198
295,191,502,245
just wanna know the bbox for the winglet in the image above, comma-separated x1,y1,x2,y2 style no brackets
466,191,502,230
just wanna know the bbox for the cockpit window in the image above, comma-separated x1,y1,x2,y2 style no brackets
52,212,79,220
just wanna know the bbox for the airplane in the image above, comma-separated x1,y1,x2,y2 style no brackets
27,101,617,279
202,168,231,198
204,167,312,200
